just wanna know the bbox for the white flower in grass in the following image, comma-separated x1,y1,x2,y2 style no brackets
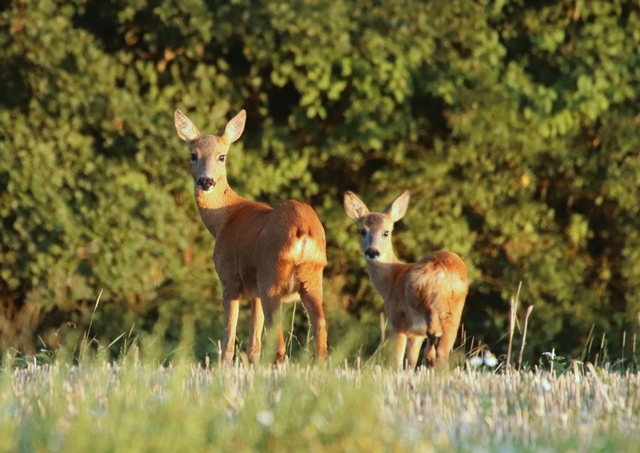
468,355,484,367
257,410,275,427
468,351,498,368
483,351,498,367
543,351,556,360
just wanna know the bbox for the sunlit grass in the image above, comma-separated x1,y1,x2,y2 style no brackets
1,352,640,453
3,286,638,452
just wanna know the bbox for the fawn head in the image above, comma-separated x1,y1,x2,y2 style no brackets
174,109,246,193
344,190,410,262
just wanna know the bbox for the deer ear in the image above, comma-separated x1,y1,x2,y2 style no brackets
344,191,370,220
221,109,246,144
383,190,410,223
174,110,201,142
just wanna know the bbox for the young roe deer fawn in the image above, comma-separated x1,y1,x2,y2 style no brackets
174,109,327,366
344,190,468,369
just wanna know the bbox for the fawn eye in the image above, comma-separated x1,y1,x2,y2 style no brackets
359,229,366,237
218,154,226,163
383,231,389,237
190,152,197,163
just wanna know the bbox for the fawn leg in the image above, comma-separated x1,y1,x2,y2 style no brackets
247,297,265,366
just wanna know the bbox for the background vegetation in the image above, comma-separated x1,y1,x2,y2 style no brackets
1,0,640,365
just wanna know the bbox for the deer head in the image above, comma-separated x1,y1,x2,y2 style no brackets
174,109,246,193
344,190,410,262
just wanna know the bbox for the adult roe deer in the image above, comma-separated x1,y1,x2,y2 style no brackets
344,190,468,369
174,109,327,366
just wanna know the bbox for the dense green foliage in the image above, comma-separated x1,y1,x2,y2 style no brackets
1,0,640,363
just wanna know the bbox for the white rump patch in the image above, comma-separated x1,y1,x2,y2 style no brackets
291,237,306,261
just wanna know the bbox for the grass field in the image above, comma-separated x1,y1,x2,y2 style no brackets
2,350,640,453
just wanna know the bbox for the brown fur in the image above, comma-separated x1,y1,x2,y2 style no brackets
175,109,327,366
344,190,468,369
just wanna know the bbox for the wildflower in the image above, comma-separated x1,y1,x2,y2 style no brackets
483,351,498,367
468,351,498,368
257,410,275,427
468,356,484,367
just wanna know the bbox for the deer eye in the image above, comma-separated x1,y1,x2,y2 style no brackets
218,154,226,163
383,231,390,237
190,152,197,163
359,228,366,237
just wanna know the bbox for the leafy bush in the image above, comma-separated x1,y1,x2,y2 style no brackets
1,0,639,363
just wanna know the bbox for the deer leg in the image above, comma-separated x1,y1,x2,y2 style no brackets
274,322,286,364
426,305,442,338
425,335,437,368
247,297,264,366
434,295,465,365
405,337,424,370
393,332,408,370
261,295,286,364
298,267,327,361
435,320,459,365
221,294,240,366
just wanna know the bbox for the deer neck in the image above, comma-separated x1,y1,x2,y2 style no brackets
194,179,245,238
365,252,402,297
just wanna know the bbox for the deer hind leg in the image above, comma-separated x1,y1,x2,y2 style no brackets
260,295,286,364
405,337,424,370
247,298,264,366
273,322,286,364
434,294,465,365
259,259,297,364
425,335,437,368
221,292,240,366
422,305,442,368
297,265,327,361
425,305,442,338
435,316,462,365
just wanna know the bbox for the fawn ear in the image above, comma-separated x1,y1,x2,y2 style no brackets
174,110,201,142
344,191,370,220
383,190,410,223
221,109,246,144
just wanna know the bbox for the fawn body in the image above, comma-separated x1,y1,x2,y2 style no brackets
344,190,468,369
174,109,327,365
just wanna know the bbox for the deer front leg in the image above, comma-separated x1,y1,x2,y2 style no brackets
221,294,240,366
247,297,264,366
405,337,424,370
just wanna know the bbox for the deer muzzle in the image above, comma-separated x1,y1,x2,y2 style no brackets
365,248,380,260
197,176,215,192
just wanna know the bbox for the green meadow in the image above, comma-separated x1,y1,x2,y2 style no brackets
2,354,640,453
0,361,640,452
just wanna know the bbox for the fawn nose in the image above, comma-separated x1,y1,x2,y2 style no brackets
365,248,380,260
197,176,215,192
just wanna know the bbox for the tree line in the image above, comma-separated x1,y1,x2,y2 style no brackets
1,0,639,365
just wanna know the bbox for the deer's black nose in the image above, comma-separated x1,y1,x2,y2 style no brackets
198,177,214,191
365,248,380,260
